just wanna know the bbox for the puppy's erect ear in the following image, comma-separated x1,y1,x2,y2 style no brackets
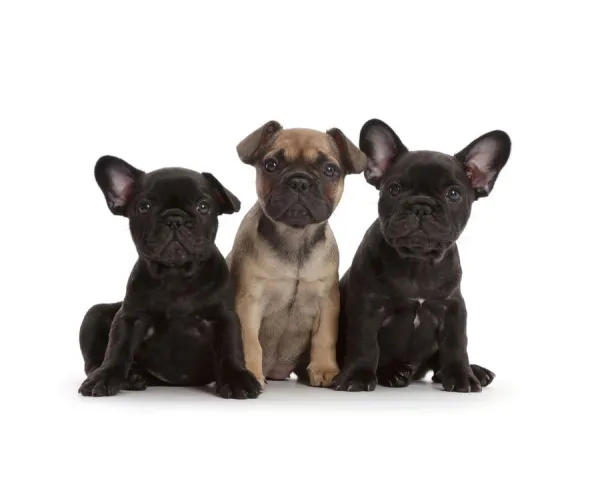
94,156,144,216
326,128,368,174
359,119,408,188
202,173,241,215
455,130,511,199
236,121,283,165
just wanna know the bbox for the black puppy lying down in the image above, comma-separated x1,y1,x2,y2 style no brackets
333,120,511,393
79,157,261,399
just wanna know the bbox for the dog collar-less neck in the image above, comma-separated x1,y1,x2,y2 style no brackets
144,257,209,280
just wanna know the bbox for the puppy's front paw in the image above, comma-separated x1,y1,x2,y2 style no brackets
307,362,340,387
217,368,262,399
332,368,377,392
470,364,495,387
245,359,265,388
79,368,126,397
439,363,481,393
377,363,413,388
433,364,494,389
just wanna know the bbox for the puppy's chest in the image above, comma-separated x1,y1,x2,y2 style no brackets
143,312,215,347
375,272,449,324
260,262,327,317
389,276,440,302
144,287,203,317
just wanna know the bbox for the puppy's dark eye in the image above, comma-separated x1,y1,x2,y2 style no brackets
264,159,278,172
323,163,339,177
137,200,151,214
446,187,462,202
196,201,210,214
388,184,401,196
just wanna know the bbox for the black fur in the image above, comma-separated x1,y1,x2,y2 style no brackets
333,120,510,393
78,156,261,399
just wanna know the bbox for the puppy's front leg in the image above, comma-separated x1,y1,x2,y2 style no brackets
332,301,387,392
78,309,150,397
307,282,340,387
213,308,262,399
236,295,266,387
438,294,482,393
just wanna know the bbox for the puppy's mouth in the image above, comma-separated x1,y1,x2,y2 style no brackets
159,240,191,263
278,203,315,228
148,260,198,278
144,239,194,267
393,241,443,259
384,230,451,260
264,196,330,228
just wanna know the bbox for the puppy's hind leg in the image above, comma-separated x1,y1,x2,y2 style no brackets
79,302,122,375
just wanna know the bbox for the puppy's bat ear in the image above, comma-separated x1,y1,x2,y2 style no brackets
202,173,241,215
94,156,144,216
455,130,511,199
237,121,282,165
359,119,408,188
326,128,368,174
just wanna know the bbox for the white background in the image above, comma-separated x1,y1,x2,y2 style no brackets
1,1,598,477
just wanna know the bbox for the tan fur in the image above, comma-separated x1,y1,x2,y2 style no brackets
228,125,366,388
227,204,340,387
265,128,341,164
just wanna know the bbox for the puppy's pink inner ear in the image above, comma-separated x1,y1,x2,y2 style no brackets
465,162,490,190
108,169,135,206
369,129,396,166
463,138,499,192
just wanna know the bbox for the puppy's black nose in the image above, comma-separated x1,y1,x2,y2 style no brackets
162,208,192,229
166,216,185,229
411,204,432,218
287,176,310,192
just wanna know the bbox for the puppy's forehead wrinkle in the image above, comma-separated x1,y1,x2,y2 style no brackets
387,154,466,187
142,175,206,201
270,128,339,162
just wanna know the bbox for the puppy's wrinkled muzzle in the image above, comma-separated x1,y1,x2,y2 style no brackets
264,176,332,227
160,240,190,265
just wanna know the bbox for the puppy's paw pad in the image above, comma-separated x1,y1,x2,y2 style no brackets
470,364,495,387
307,363,340,387
332,369,377,392
217,369,262,399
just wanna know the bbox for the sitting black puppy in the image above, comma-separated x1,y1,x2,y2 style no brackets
79,156,261,399
333,120,511,393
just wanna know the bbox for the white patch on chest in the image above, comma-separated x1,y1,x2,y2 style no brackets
410,298,425,328
145,326,155,339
